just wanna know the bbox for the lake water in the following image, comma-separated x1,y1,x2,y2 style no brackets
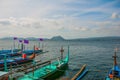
0,39,120,80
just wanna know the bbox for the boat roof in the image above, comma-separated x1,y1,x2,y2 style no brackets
112,65,120,71
0,71,8,76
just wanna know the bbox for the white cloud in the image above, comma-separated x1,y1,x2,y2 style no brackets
0,20,11,25
0,17,66,38
111,13,120,19
0,16,120,38
92,26,120,36
74,27,89,31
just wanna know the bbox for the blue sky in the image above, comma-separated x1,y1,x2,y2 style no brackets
0,0,120,39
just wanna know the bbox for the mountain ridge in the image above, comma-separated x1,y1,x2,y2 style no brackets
0,36,120,41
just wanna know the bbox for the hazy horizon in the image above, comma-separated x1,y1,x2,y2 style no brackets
0,35,120,40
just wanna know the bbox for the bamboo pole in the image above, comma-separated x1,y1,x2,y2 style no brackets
10,64,12,80
32,65,34,76
8,60,51,75
71,64,86,80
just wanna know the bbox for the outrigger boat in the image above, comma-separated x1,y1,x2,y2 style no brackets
0,37,43,57
106,48,120,80
0,45,37,71
18,46,70,80
0,53,36,71
0,49,20,54
0,43,43,60
0,48,42,56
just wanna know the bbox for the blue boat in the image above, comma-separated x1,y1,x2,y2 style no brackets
0,49,43,61
106,49,120,80
0,53,36,71
0,49,42,55
23,49,43,55
0,49,20,54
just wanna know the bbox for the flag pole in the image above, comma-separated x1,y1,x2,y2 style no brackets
68,46,70,62
13,39,15,50
13,37,17,50
39,41,40,49
39,38,43,50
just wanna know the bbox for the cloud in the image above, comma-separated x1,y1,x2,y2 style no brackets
0,20,11,25
0,17,66,38
92,26,120,36
111,12,120,19
74,27,89,31
0,0,120,38
0,16,120,38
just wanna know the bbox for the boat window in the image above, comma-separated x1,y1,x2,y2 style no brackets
114,71,119,75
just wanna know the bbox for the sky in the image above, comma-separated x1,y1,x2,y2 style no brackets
0,0,120,39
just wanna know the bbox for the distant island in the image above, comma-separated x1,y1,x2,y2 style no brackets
51,36,65,41
0,36,120,41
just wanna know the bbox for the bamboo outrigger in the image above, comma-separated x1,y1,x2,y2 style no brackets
0,53,36,71
71,64,88,80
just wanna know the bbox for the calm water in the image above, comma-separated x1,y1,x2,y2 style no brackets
0,40,120,80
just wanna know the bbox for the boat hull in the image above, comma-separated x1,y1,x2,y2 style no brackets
0,58,33,71
18,58,69,80
43,63,68,80
0,50,43,60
